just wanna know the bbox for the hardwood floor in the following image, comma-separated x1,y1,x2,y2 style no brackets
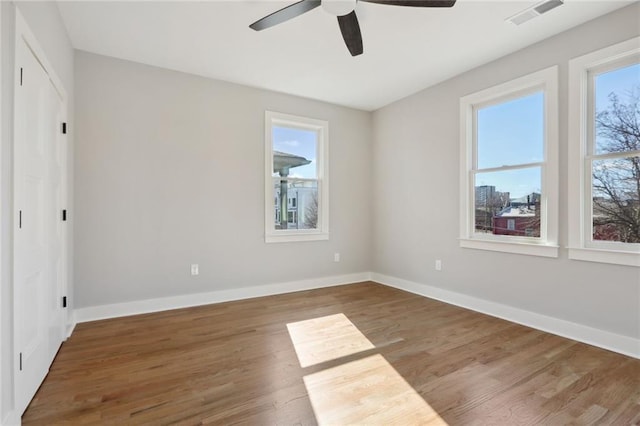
23,282,640,425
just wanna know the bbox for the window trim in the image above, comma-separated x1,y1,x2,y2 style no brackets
264,111,329,243
459,66,559,258
568,37,640,267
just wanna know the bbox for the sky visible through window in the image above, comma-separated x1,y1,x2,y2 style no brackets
596,62,638,109
273,126,317,179
476,92,543,198
595,62,639,153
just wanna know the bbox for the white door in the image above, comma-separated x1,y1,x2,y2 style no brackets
14,35,66,415
49,87,68,352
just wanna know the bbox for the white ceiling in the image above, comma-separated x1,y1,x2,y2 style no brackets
57,0,634,111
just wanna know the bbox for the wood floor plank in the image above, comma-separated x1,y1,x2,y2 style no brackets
22,282,640,425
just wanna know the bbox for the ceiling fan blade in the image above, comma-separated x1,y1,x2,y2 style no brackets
337,11,363,56
359,0,456,7
249,0,321,31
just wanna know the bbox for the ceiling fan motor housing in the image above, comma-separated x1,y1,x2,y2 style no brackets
322,0,357,16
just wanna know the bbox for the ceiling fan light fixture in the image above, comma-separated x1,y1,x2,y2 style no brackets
322,0,357,16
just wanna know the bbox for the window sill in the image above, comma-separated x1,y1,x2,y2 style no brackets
460,238,559,258
266,231,329,243
568,247,640,267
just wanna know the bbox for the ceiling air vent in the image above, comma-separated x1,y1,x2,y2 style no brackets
507,0,564,25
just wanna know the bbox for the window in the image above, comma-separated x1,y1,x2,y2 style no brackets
460,66,559,257
265,111,329,243
287,211,297,224
568,37,640,267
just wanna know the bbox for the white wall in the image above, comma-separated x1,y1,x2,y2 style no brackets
74,51,372,309
372,4,640,341
1,2,74,423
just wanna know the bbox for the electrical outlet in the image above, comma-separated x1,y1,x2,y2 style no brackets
334,253,341,262
435,260,442,271
191,264,199,276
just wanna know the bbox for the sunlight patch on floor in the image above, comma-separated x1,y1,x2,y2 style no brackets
287,313,449,425
286,313,375,368
303,354,448,425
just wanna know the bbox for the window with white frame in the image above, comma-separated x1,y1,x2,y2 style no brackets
264,111,329,243
459,66,559,257
568,37,640,267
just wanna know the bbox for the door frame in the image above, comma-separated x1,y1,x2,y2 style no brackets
12,9,69,415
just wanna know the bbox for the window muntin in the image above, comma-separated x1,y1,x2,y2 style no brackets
460,66,558,257
265,111,328,243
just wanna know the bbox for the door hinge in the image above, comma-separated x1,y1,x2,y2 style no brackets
61,122,67,134
20,67,23,86
62,209,67,222
19,353,22,371
19,210,22,229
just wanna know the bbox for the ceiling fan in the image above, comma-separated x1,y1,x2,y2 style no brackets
249,0,456,57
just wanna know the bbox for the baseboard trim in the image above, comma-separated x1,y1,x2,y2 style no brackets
72,271,638,359
1,410,20,426
74,272,372,323
371,273,640,359
65,319,76,339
